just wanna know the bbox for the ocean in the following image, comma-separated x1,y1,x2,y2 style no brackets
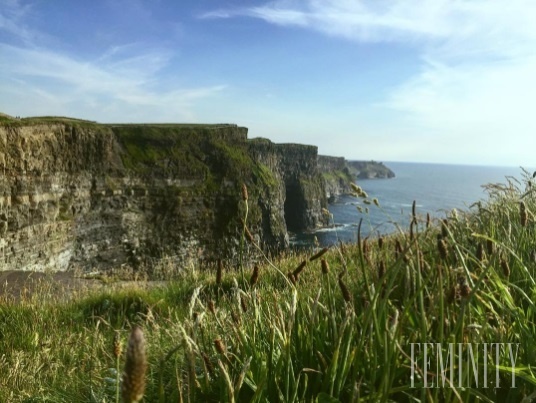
292,162,531,247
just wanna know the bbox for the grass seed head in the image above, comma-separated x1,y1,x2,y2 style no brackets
292,260,307,277
113,331,122,359
459,278,471,298
250,265,260,286
310,247,329,262
216,259,223,285
441,219,449,238
287,272,297,285
241,183,248,201
486,239,494,255
476,243,484,262
202,352,215,378
240,296,248,313
501,257,511,277
214,338,226,355
378,260,386,279
208,299,216,315
394,240,402,260
437,236,448,261
321,258,330,275
338,276,352,303
520,201,528,227
121,326,147,403
362,238,369,257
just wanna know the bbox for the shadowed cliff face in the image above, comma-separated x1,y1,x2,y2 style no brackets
248,140,329,234
0,119,328,272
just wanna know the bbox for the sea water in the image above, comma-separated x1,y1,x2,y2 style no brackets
291,162,531,247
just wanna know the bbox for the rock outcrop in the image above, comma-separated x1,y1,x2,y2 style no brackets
0,117,329,272
317,156,355,201
348,160,395,179
318,156,395,200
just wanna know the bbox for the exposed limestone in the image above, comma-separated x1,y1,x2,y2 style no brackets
0,118,329,272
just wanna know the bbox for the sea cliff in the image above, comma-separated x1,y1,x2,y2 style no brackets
0,117,331,272
318,156,395,200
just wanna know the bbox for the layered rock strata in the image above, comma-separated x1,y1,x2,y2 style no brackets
0,119,328,272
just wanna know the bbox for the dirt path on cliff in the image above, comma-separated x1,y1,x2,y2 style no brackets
0,271,164,303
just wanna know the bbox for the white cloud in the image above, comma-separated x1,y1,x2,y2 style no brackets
0,0,227,122
0,43,226,121
204,0,536,165
203,0,536,51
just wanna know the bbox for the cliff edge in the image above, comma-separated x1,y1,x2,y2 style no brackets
0,116,328,272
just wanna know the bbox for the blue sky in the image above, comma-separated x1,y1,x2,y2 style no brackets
1,0,535,166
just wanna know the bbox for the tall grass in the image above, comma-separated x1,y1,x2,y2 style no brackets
2,170,536,401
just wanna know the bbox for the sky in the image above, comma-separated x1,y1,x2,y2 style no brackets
1,0,536,167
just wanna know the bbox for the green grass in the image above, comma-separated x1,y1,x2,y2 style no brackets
2,170,536,402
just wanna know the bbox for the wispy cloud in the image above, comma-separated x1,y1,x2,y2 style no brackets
202,0,536,53
203,0,536,165
0,1,226,121
0,43,226,120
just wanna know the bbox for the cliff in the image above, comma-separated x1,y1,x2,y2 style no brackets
0,117,328,272
318,156,395,200
248,139,328,233
317,156,354,201
348,160,395,179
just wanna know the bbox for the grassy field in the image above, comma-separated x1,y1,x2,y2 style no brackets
2,171,536,402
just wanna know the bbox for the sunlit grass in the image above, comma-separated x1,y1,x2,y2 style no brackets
2,171,536,402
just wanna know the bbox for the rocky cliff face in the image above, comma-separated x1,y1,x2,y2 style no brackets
318,156,395,201
348,160,395,179
248,139,328,233
317,156,354,201
0,118,329,272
